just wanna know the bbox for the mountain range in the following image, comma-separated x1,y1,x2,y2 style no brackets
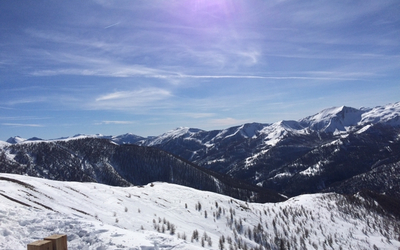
139,102,400,199
1,102,400,202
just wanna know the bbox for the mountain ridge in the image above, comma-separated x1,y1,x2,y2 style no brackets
132,102,400,199
4,102,399,145
1,101,399,200
0,137,285,203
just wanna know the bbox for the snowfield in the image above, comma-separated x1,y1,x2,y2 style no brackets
1,173,399,250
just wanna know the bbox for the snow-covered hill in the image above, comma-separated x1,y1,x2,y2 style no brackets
0,137,284,203
1,173,399,250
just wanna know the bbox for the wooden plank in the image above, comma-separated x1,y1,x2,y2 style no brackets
27,240,53,250
44,234,68,250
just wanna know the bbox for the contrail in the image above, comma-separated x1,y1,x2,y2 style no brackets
104,22,120,29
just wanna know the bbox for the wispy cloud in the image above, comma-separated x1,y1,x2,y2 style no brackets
6,96,50,106
0,116,50,121
2,123,44,127
90,88,172,110
104,22,121,29
29,51,173,78
207,118,248,127
95,121,135,125
180,113,216,119
28,48,373,81
172,74,362,81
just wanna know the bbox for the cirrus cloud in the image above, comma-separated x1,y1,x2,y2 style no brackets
90,88,172,111
207,117,249,127
95,121,136,125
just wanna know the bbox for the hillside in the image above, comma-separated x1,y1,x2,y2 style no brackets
0,137,284,203
0,173,399,250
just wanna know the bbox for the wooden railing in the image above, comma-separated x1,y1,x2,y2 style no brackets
27,234,67,250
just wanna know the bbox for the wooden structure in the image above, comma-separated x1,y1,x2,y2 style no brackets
44,234,68,250
28,234,67,250
27,240,53,250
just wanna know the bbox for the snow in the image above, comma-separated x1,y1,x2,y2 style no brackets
206,158,226,165
310,106,346,122
3,103,398,160
1,173,399,250
356,124,373,134
244,149,270,168
222,123,265,139
6,136,26,144
145,127,203,146
239,123,263,138
299,161,330,176
61,134,103,142
259,120,306,146
111,133,144,145
361,102,400,126
270,172,293,179
300,106,365,133
298,102,399,134
0,141,10,148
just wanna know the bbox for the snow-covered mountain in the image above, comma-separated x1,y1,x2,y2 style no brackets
1,173,399,250
2,102,399,199
128,102,400,198
138,102,399,147
6,136,27,144
0,137,284,203
110,133,145,145
299,106,364,133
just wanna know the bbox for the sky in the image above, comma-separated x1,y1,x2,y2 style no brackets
1,0,399,140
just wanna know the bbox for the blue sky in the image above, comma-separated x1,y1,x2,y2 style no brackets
1,0,399,140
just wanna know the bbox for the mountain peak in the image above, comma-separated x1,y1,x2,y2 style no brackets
111,133,144,145
167,127,203,137
144,127,204,146
299,106,364,133
238,122,266,138
276,120,305,131
6,136,26,144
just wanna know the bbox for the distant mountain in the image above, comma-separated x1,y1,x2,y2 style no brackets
0,137,284,203
2,102,399,201
6,133,145,145
6,136,26,144
133,102,400,199
299,106,364,133
110,133,145,145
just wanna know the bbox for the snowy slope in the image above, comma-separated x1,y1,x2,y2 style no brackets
361,102,400,126
258,120,307,146
1,174,399,250
0,141,10,148
141,127,203,147
299,102,400,133
299,106,365,133
111,133,145,145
